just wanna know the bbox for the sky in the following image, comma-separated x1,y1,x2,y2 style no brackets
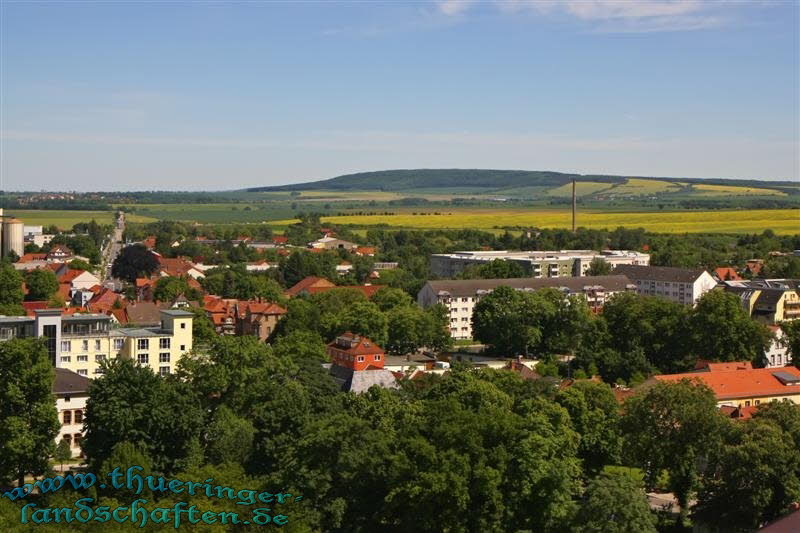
0,0,798,191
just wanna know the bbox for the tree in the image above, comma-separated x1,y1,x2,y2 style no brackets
781,320,800,369
689,290,771,364
573,470,657,532
620,380,729,522
557,381,622,474
187,305,217,344
0,263,23,306
0,338,60,486
459,259,525,279
586,257,612,276
694,420,800,531
67,259,93,272
53,438,73,473
472,285,541,355
111,243,158,283
371,286,413,312
205,405,255,466
83,358,203,474
24,268,58,301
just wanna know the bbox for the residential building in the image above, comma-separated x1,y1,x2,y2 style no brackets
712,267,742,282
326,332,397,393
0,309,193,377
764,326,791,368
417,275,636,339
612,265,717,306
236,300,287,342
53,368,90,458
284,276,336,297
721,279,800,324
308,236,358,251
429,249,649,278
653,364,800,408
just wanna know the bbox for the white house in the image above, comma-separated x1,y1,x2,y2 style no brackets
613,265,717,306
765,326,792,368
53,368,90,458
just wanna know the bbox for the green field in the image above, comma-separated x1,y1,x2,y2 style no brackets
606,178,682,195
3,210,155,229
547,181,614,197
270,208,800,235
691,183,786,196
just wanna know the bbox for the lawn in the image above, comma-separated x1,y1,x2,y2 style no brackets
270,208,800,235
691,183,786,196
2,210,154,229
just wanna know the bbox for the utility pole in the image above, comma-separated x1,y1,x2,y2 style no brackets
571,179,577,233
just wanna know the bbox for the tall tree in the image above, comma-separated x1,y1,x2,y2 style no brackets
0,339,60,486
620,379,729,521
689,290,771,364
111,243,158,282
573,470,657,533
0,263,24,305
586,257,612,276
24,268,58,301
781,320,800,369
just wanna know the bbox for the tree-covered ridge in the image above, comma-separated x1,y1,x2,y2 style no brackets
246,168,799,194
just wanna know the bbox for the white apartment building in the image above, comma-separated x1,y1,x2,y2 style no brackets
417,275,636,339
0,309,193,377
764,326,792,368
429,249,650,279
613,265,717,306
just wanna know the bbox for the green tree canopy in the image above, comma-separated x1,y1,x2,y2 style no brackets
24,268,59,301
573,470,657,533
111,243,158,282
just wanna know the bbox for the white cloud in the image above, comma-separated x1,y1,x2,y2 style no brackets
437,0,477,16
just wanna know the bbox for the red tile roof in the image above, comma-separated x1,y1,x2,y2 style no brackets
355,246,376,256
306,284,382,299
18,253,48,262
654,365,800,401
327,332,385,356
272,236,288,244
58,269,86,284
284,276,336,297
23,301,50,316
713,267,742,281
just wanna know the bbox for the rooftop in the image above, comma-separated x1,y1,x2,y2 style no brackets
423,275,634,298
654,365,800,400
613,264,708,283
53,368,91,395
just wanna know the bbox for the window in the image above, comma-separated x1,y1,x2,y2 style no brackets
181,322,186,329
82,340,89,351
73,434,82,448
94,368,106,375
77,369,88,376
113,338,124,350
357,356,365,362
159,353,170,363
95,339,101,351
374,355,381,361
74,410,83,423
60,356,71,363
137,339,149,350
159,366,170,376
137,354,149,364
755,400,761,406
159,338,170,349
95,354,106,362
745,401,751,407
63,411,72,424
62,434,72,447
60,341,71,352
77,355,88,362
180,345,186,351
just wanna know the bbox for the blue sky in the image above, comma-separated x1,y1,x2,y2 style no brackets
1,1,798,191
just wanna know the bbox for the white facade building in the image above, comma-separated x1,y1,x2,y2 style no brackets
613,265,717,306
53,368,90,458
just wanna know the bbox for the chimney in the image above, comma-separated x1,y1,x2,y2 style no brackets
572,179,577,233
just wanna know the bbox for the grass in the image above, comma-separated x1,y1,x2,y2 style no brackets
270,208,800,235
691,183,786,196
606,178,683,196
2,210,154,229
121,203,294,223
547,181,615,197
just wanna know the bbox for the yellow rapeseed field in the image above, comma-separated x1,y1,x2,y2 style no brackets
272,208,799,235
692,184,786,196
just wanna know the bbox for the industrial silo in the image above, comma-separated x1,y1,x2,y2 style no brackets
2,217,24,259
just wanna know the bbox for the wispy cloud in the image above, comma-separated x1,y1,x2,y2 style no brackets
445,0,744,32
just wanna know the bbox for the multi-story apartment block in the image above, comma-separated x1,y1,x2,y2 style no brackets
721,279,800,324
429,249,649,279
0,309,193,377
417,275,635,339
612,265,717,306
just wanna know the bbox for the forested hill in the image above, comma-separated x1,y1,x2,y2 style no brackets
245,169,795,192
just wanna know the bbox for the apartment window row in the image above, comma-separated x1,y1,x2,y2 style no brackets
61,433,82,448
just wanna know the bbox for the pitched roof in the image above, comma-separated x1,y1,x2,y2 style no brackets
613,264,708,283
52,368,91,395
654,365,800,400
355,246,376,256
17,253,48,262
306,284,382,299
284,276,336,297
272,235,288,244
59,269,87,284
328,332,385,355
713,267,742,281
423,275,634,298
122,302,162,325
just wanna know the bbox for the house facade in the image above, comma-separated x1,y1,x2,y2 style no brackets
612,265,717,306
326,332,397,393
53,368,90,458
0,309,193,377
417,275,636,340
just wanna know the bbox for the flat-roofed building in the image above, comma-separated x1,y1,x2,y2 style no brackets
722,279,800,324
417,275,636,339
0,309,193,377
429,249,649,279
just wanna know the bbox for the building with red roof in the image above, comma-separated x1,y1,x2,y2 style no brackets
654,364,800,408
272,235,288,245
326,332,397,393
713,267,742,281
284,276,336,298
355,246,376,257
306,284,382,299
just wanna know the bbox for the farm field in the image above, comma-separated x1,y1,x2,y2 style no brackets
605,178,683,195
119,203,294,223
3,210,155,229
271,208,800,235
691,183,786,196
547,181,614,197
